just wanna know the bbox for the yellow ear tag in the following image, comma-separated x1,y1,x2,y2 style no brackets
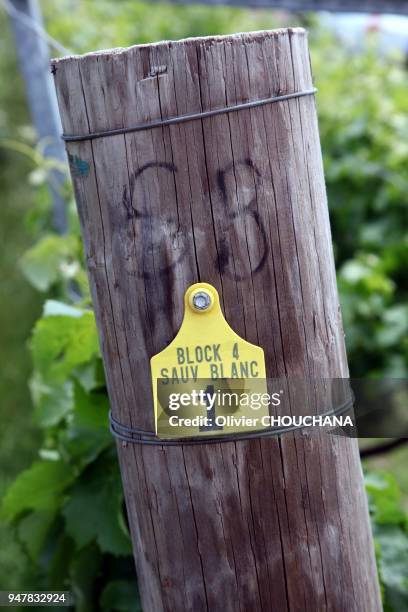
150,283,268,439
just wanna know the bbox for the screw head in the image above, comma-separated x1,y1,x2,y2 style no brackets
192,290,212,311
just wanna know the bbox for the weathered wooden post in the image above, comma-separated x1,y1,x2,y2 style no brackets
52,29,382,611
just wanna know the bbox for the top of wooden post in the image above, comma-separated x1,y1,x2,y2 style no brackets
51,27,313,147
51,27,307,63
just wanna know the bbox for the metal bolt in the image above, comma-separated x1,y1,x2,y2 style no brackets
192,291,211,311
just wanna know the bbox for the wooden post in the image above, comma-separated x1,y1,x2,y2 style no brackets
52,29,382,611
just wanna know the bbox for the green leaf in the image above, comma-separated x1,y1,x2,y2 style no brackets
365,472,406,525
30,307,99,384
30,374,74,427
48,534,76,590
376,525,408,611
61,429,112,471
20,234,76,292
72,359,106,392
73,383,109,431
1,461,74,521
63,484,131,556
18,510,55,560
63,457,131,556
70,544,102,612
101,580,141,612
377,305,408,348
59,383,111,468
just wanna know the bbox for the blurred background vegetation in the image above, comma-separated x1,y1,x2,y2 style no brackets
0,1,407,610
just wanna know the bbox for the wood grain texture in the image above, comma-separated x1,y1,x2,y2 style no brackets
52,29,382,611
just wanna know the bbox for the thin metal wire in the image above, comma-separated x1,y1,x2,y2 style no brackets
62,88,317,143
2,0,72,56
109,394,354,446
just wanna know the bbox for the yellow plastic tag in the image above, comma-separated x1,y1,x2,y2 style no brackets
150,283,267,439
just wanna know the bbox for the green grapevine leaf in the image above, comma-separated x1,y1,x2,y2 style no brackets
1,461,74,521
70,544,102,612
18,510,56,560
30,374,74,427
30,304,99,384
20,234,77,292
376,525,408,611
366,472,406,525
63,457,131,556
